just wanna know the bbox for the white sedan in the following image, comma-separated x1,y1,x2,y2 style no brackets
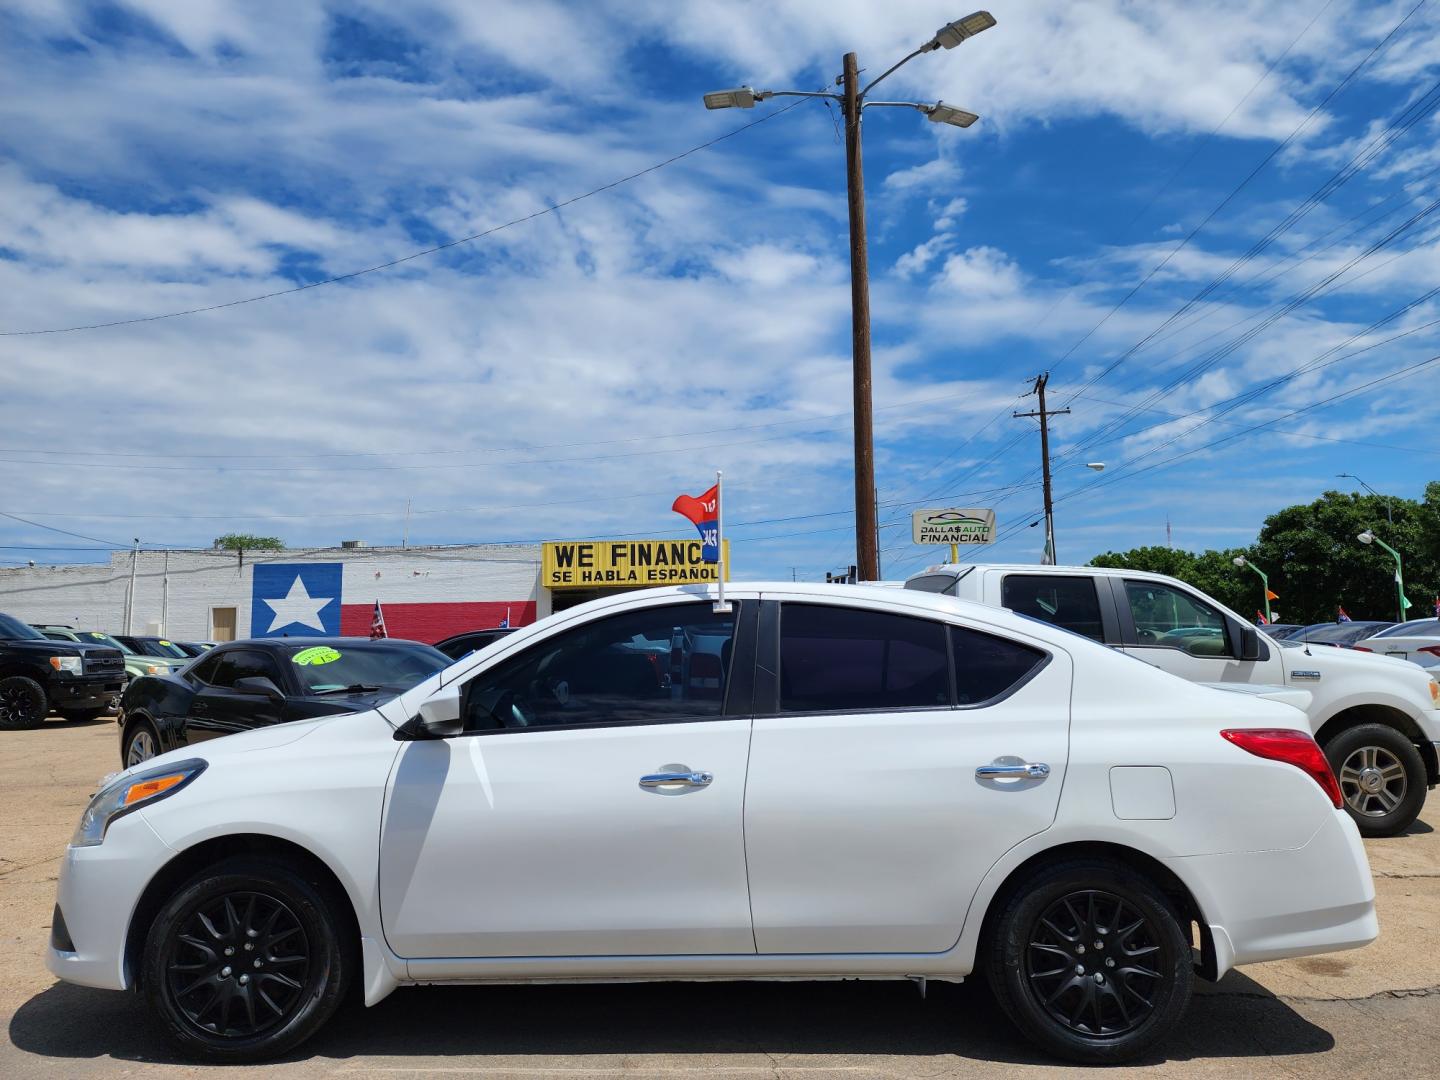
48,584,1376,1065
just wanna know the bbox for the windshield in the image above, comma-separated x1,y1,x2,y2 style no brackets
78,630,128,651
0,613,44,641
282,642,451,693
142,638,190,658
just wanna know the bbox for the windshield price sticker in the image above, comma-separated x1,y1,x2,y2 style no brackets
292,646,342,666
912,508,996,545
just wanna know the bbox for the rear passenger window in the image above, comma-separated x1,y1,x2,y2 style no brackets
779,604,950,713
952,627,1045,705
1000,575,1104,642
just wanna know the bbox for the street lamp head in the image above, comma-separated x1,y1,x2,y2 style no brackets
1232,556,1247,568
703,86,757,110
932,11,998,49
1085,462,1105,472
1358,530,1375,545
926,101,980,127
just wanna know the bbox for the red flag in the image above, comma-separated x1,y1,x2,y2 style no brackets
671,484,719,528
370,600,388,640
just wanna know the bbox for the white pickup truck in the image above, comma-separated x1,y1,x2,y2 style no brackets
906,562,1440,837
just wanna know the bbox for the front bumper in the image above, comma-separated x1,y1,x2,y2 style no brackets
46,810,175,991
50,675,125,708
1169,807,1377,976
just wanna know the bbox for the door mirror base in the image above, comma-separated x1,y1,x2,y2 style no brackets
232,676,284,702
397,683,463,740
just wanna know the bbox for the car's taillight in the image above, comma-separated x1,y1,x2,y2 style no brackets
1419,646,1440,658
1352,646,1372,652
1221,728,1342,809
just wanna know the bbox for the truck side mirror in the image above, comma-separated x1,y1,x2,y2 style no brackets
1237,624,1262,662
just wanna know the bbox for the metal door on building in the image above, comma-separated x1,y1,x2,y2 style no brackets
210,607,237,642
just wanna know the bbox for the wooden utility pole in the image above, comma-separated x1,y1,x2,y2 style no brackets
1014,373,1069,564
842,52,878,582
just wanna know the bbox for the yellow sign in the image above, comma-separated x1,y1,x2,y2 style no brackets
542,539,731,590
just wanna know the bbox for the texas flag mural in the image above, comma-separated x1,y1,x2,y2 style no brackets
672,483,720,564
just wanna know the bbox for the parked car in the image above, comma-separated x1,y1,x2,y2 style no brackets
35,626,186,685
115,635,193,661
1352,618,1440,667
905,564,1440,836
1287,621,1395,648
174,641,217,657
52,584,1376,1065
0,612,126,728
433,627,516,660
116,637,451,766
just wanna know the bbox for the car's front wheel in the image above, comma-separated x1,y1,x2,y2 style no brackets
1323,723,1426,837
123,719,161,767
0,676,47,730
985,858,1193,1065
141,856,351,1062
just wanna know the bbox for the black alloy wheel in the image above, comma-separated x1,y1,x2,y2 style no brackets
143,857,350,1062
1024,890,1161,1037
985,858,1192,1065
0,676,47,730
164,891,311,1039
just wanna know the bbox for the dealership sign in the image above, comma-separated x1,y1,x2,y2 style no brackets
542,539,731,589
911,508,996,546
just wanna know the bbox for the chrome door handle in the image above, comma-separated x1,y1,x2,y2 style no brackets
639,771,713,788
976,762,1050,780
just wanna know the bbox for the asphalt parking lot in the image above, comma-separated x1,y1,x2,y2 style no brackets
2,719,1438,1079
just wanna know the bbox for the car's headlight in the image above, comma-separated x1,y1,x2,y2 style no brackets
49,656,83,675
71,759,206,848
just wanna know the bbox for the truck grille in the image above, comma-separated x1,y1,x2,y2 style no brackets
83,651,125,676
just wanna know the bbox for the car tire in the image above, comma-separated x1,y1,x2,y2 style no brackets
58,707,105,723
0,676,48,731
123,719,162,767
141,856,351,1063
984,857,1193,1065
1323,723,1426,838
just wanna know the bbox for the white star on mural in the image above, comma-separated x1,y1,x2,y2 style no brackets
263,575,334,633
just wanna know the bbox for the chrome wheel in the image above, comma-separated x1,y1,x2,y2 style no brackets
1339,745,1407,817
126,728,158,766
1024,889,1162,1038
164,891,311,1040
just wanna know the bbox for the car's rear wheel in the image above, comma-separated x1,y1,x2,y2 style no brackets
985,858,1193,1065
0,676,47,730
1324,723,1425,837
142,856,350,1062
123,719,161,766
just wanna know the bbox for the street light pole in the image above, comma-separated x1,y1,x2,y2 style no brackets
1338,473,1393,525
703,12,995,581
1358,530,1410,624
1233,555,1272,623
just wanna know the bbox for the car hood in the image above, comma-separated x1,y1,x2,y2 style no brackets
3,638,119,659
1281,639,1437,684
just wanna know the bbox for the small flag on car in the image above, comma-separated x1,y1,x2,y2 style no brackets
1337,606,1351,623
370,600,387,640
1256,611,1268,625
672,483,720,564
498,607,510,629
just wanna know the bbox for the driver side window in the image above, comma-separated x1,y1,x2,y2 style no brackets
1124,581,1229,656
462,603,739,732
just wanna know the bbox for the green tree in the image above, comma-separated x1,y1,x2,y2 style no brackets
212,533,285,551
1088,546,1251,614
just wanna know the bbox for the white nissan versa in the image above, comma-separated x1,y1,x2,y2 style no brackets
48,584,1377,1065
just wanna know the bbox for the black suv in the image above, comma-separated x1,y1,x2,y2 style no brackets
0,611,126,729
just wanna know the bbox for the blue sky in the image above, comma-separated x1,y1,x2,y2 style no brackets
1,0,1437,581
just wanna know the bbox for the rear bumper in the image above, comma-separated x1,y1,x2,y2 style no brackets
1168,807,1377,977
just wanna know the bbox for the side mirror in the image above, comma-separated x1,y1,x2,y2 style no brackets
403,683,464,739
1237,624,1262,662
232,676,284,701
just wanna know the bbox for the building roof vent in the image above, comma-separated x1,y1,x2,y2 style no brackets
340,539,366,549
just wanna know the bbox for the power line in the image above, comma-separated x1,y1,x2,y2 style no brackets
0,97,814,337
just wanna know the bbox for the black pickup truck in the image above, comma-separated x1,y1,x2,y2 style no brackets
0,611,127,729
